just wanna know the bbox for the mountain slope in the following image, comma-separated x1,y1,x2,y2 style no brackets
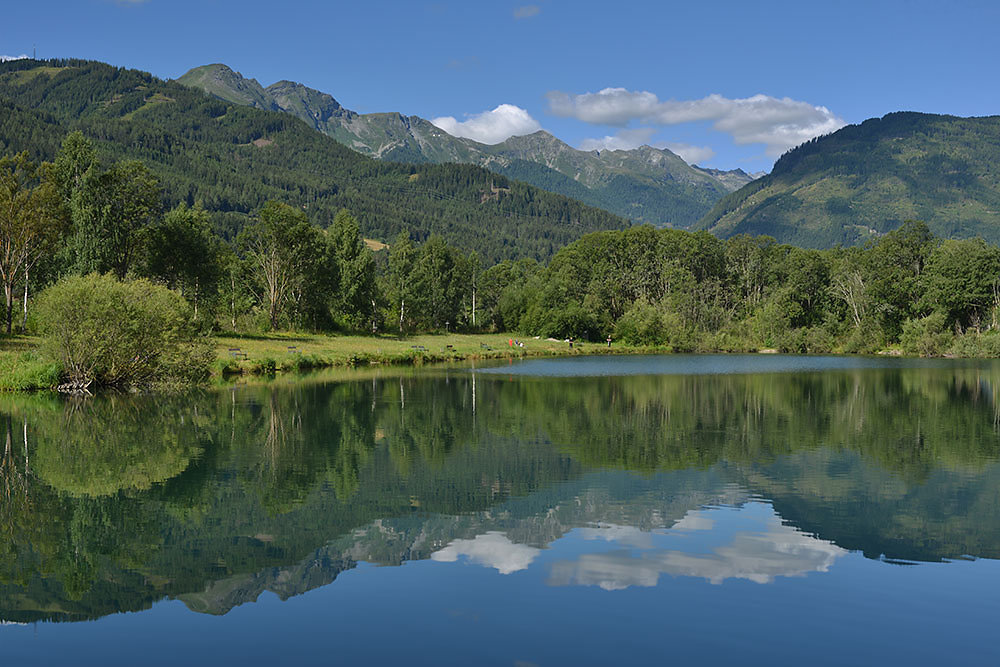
0,58,629,263
177,64,755,227
696,112,1000,247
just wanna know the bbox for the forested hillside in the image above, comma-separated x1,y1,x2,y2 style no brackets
696,112,1000,247
0,59,628,263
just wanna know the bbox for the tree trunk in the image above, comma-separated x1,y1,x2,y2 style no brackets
231,275,237,330
4,283,12,335
21,266,28,332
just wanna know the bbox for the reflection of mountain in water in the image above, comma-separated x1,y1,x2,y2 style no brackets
1,360,1000,621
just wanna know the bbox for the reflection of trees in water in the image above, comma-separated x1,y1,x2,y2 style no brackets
2,365,1000,621
1,415,29,522
494,368,1000,479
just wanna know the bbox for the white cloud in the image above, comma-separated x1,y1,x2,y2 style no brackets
431,531,541,574
548,87,845,156
547,89,661,126
658,142,716,166
0,55,29,62
431,104,542,145
579,128,657,152
514,5,541,19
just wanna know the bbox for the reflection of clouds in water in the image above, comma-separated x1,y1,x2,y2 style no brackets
550,507,846,590
578,508,716,548
431,532,541,574
578,523,654,549
551,551,663,591
671,511,715,532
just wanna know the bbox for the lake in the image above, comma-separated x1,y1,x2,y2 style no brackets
2,355,999,665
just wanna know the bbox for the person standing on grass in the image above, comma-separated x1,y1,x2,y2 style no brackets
607,335,612,347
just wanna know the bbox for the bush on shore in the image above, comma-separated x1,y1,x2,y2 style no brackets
35,273,213,388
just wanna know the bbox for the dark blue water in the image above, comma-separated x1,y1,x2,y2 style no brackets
2,356,999,665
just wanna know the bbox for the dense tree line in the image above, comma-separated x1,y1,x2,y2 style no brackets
479,220,1000,356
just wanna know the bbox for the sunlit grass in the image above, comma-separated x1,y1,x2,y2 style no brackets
0,336,61,391
213,331,652,375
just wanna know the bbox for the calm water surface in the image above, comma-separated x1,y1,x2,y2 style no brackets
2,355,1000,665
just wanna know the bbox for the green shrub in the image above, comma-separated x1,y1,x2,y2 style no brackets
35,273,212,388
614,300,691,350
948,331,1000,358
840,319,884,354
250,356,277,374
900,312,952,357
800,326,836,353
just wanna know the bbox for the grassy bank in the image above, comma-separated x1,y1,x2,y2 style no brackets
0,331,664,391
213,332,662,376
0,336,62,391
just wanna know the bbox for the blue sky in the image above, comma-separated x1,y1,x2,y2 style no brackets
3,0,999,172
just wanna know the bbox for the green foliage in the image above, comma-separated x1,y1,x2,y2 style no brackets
900,312,951,357
67,159,161,278
140,203,224,324
948,331,1000,358
238,201,335,330
475,222,1000,355
0,151,65,333
919,238,1000,331
330,210,375,330
613,300,689,349
35,273,212,387
408,235,469,331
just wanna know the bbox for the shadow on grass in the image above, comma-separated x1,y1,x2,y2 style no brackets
0,334,40,352
217,331,434,343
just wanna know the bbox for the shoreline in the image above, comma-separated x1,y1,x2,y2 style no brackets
2,330,972,393
0,332,670,393
212,332,668,377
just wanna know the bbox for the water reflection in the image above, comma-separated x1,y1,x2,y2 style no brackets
549,505,846,590
1,357,999,624
432,532,542,574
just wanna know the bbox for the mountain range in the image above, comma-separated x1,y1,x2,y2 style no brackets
4,58,1000,253
177,64,759,227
